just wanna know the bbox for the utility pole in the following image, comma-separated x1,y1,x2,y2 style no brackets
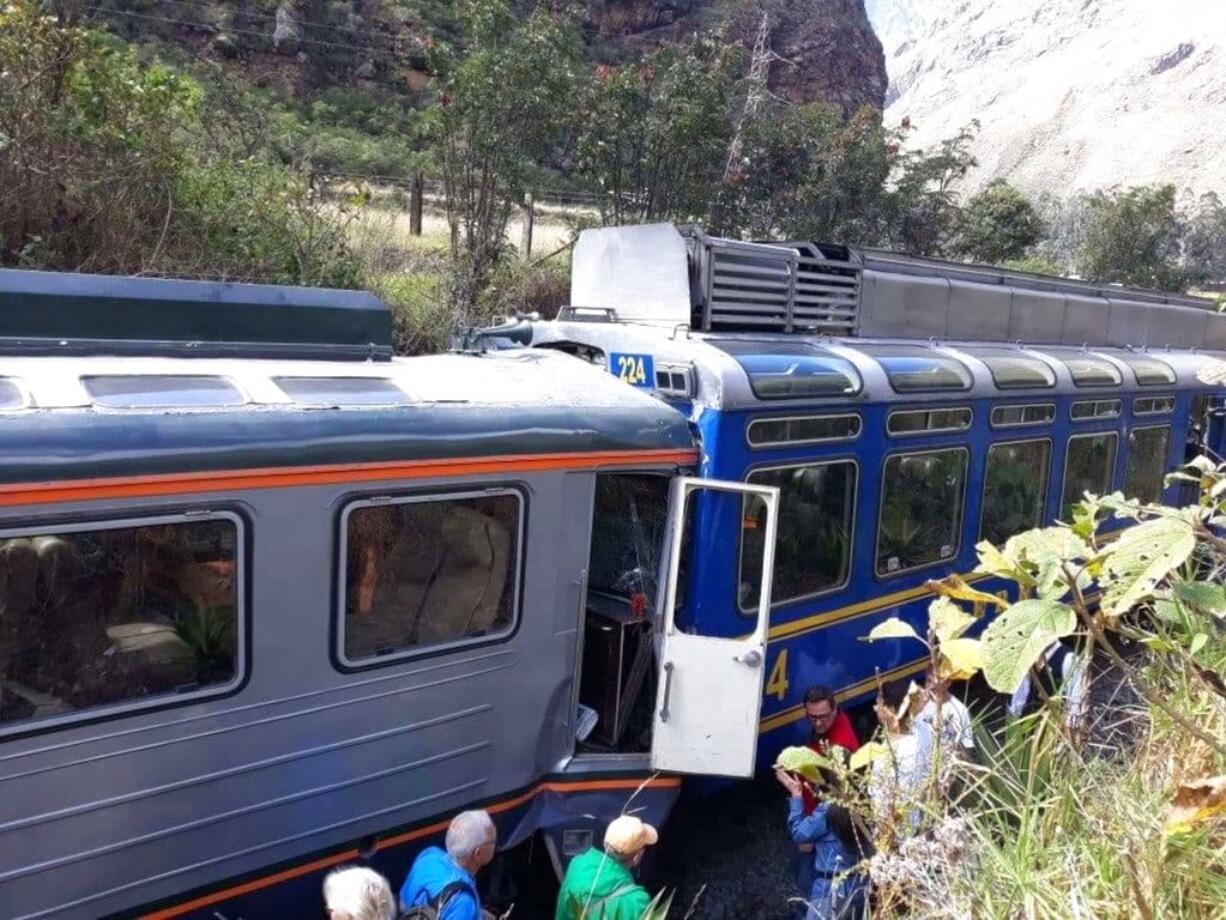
723,8,774,184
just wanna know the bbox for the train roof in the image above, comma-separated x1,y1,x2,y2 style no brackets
0,269,701,485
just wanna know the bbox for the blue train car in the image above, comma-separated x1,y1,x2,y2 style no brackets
526,223,1226,769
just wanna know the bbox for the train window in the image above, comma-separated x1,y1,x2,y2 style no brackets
1134,396,1175,416
747,414,861,447
715,341,862,399
1124,426,1172,504
588,474,670,607
990,403,1056,428
340,491,521,665
1071,399,1122,421
886,407,972,436
274,376,410,407
980,439,1051,546
1052,353,1122,387
1061,433,1119,518
84,375,245,408
0,378,26,409
863,345,973,393
876,448,969,576
740,461,856,609
0,514,241,734
1121,355,1176,387
965,348,1056,389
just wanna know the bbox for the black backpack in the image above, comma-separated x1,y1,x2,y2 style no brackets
1019,643,1073,719
400,880,473,920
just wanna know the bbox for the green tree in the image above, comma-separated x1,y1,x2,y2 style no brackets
952,179,1044,265
1183,191,1226,285
887,121,979,257
574,39,740,226
424,0,582,320
1076,184,1186,291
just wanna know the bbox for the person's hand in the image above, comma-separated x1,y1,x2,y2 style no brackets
774,766,803,798
797,843,815,853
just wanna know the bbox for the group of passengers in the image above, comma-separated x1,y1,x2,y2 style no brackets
779,637,1084,919
321,808,658,920
321,637,1084,920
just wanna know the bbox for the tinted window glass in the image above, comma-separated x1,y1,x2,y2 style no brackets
1057,354,1122,387
715,341,861,399
887,407,972,435
84,375,244,408
877,449,968,576
1124,426,1171,504
864,345,972,393
747,414,861,447
1061,433,1118,518
981,440,1051,546
0,378,25,409
275,377,409,407
1071,399,1122,421
1123,356,1176,387
968,349,1056,389
1134,396,1175,415
588,475,669,607
991,403,1056,428
0,517,240,731
742,461,856,608
343,493,520,662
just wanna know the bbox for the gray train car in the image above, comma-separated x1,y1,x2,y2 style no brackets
0,271,781,918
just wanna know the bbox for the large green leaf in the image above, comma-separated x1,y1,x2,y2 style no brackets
1171,579,1226,619
1004,527,1091,598
775,745,828,783
981,598,1077,693
1102,517,1196,617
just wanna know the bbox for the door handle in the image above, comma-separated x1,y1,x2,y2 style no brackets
659,661,675,722
735,650,763,668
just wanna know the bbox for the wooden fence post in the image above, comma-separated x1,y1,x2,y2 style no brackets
519,191,534,262
409,174,424,237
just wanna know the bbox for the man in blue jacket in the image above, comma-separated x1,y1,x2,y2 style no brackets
400,810,497,920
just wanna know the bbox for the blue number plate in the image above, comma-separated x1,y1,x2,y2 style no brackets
609,352,655,388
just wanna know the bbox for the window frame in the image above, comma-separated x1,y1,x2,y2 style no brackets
1070,399,1122,422
965,348,1057,390
875,446,970,580
1123,424,1173,504
334,486,526,671
1133,395,1175,416
273,376,410,408
0,508,247,742
990,403,1056,429
737,458,859,612
978,437,1053,546
1061,431,1120,517
745,413,862,449
886,406,973,437
82,374,247,409
862,345,974,395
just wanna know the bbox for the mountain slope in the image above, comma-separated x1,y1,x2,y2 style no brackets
870,0,1226,197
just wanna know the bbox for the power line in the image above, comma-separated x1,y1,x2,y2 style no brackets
136,0,412,44
87,7,403,60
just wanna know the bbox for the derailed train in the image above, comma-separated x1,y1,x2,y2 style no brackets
0,226,1223,917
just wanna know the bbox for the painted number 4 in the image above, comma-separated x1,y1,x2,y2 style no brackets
766,648,789,702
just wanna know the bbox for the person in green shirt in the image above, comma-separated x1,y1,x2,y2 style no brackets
555,815,658,920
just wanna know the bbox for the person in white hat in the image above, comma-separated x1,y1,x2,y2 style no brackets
554,814,659,920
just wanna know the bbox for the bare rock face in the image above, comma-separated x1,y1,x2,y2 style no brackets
272,4,300,54
870,0,1226,197
589,0,887,114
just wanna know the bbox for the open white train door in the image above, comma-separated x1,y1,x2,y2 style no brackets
651,477,779,778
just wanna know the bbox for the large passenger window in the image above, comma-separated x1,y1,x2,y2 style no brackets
876,448,968,576
981,440,1051,546
0,515,240,732
341,491,521,664
1061,433,1118,518
1123,426,1171,504
740,461,856,609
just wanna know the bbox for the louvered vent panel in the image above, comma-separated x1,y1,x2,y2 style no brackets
790,242,860,335
701,238,797,331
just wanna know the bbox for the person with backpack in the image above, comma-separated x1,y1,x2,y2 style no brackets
554,814,658,920
1007,638,1087,732
400,810,496,920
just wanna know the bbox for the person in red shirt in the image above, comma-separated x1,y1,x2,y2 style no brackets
791,685,861,919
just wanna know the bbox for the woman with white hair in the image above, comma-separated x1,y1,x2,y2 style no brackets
322,865,396,920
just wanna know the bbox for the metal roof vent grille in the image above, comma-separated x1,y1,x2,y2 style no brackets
691,232,860,334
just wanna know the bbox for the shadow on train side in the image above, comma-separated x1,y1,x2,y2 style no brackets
1,229,1224,917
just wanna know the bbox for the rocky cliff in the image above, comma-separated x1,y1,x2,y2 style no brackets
590,0,888,115
869,0,1226,197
